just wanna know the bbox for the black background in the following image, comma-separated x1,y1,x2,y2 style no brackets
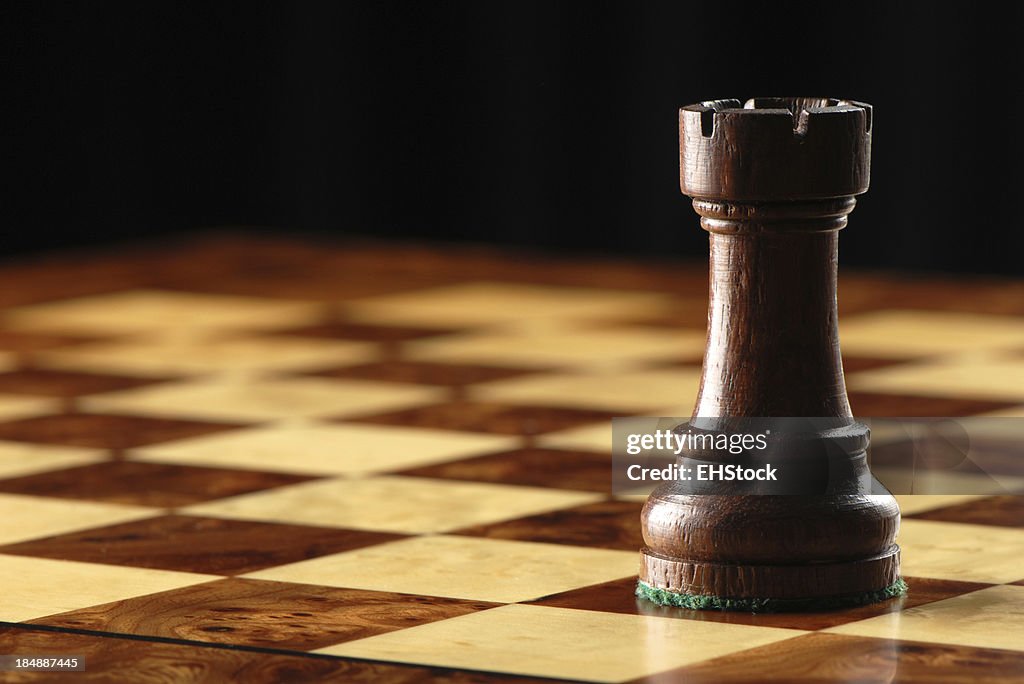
5,1,1022,273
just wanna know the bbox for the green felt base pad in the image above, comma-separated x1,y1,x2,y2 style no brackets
636,578,908,613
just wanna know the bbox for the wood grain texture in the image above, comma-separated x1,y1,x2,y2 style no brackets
907,496,1024,528
535,576,994,632
0,234,1018,679
638,632,1024,683
0,625,550,683
344,400,627,436
397,446,614,493
0,514,404,575
454,500,644,550
0,460,316,507
30,578,498,649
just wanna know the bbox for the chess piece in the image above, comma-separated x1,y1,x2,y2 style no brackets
637,98,904,611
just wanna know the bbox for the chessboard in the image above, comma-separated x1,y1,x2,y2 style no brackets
0,234,1021,683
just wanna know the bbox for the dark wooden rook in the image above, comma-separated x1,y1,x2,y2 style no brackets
639,98,902,604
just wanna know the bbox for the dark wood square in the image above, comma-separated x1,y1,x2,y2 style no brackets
533,576,994,632
0,412,247,449
0,460,315,507
269,320,459,343
454,500,643,550
397,447,612,492
847,391,1019,418
0,514,404,575
31,577,498,650
303,360,542,388
343,400,626,435
0,368,173,398
0,625,544,683
0,329,101,353
906,495,1024,527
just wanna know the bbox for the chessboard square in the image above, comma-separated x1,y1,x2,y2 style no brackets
404,328,704,370
897,519,1024,583
32,577,498,650
540,422,613,453
0,554,216,622
876,466,1024,497
182,476,602,534
906,495,1024,527
0,329,100,353
36,335,376,378
0,625,534,682
838,310,1024,358
0,394,61,422
396,447,613,493
0,441,105,479
660,632,1024,683
245,535,639,603
0,461,316,507
344,401,624,436
0,514,403,575
453,500,644,550
0,493,155,545
849,355,1024,403
132,423,517,477
0,368,172,398
470,369,701,414
1,289,325,336
268,320,459,343
340,282,674,328
848,390,1019,417
320,603,804,683
533,576,993,632
893,494,991,516
0,412,245,449
827,585,1024,652
304,360,543,388
81,377,444,423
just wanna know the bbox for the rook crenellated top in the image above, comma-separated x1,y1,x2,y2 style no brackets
680,97,872,201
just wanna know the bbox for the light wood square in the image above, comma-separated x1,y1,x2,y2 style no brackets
0,442,106,479
0,394,62,422
0,554,217,622
244,535,639,603
897,519,1024,583
341,282,674,328
849,355,1024,402
540,415,686,454
540,423,614,453
828,585,1024,652
183,476,600,534
875,467,1024,496
133,423,517,476
893,494,990,515
320,603,805,682
0,493,156,545
404,328,703,370
81,377,443,423
2,289,324,336
838,310,1024,359
34,335,375,378
470,368,701,414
